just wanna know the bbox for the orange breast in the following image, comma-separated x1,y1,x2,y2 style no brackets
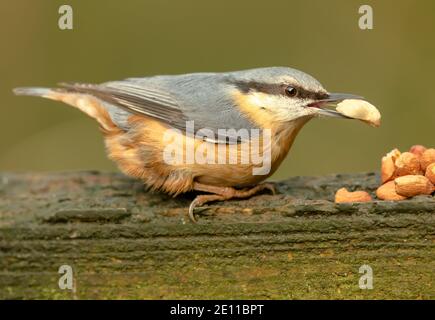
104,115,310,194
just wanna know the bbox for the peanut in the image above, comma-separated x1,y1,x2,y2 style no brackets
394,152,422,176
394,175,434,197
336,99,381,127
386,148,402,162
335,188,372,203
381,155,396,183
425,163,435,185
420,148,435,171
409,145,427,157
381,148,401,183
376,181,407,201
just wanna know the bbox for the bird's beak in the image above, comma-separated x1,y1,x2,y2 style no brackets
308,93,365,118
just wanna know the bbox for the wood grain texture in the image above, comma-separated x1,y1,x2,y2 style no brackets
0,171,434,299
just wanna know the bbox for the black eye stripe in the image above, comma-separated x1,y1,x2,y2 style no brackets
287,85,328,100
231,80,328,100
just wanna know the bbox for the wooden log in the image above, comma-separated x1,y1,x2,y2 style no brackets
0,171,434,299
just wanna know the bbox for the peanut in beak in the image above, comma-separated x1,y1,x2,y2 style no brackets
335,99,381,127
312,98,381,127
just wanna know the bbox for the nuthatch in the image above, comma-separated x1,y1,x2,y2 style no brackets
14,67,368,222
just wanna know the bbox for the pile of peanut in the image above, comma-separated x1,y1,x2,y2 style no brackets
335,145,435,203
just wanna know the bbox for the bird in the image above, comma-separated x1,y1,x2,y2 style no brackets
14,67,364,222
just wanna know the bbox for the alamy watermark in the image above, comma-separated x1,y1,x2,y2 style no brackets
359,5,373,30
358,264,373,289
162,121,272,175
58,264,74,290
58,5,73,30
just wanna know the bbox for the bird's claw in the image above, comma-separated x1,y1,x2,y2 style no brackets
188,198,200,223
187,182,277,223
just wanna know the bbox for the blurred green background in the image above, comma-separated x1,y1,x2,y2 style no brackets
1,0,434,179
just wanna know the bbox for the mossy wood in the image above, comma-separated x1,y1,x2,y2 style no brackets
0,172,433,299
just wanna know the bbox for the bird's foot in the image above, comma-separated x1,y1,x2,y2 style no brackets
188,182,276,223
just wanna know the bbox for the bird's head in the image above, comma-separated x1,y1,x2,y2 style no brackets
227,67,362,127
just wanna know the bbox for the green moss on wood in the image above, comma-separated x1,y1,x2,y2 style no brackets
0,172,433,299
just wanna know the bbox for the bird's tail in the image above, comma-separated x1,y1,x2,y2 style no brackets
13,87,53,97
13,86,116,132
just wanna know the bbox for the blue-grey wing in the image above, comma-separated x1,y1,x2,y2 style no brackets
60,73,256,143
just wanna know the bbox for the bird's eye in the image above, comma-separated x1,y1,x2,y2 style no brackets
285,86,298,97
